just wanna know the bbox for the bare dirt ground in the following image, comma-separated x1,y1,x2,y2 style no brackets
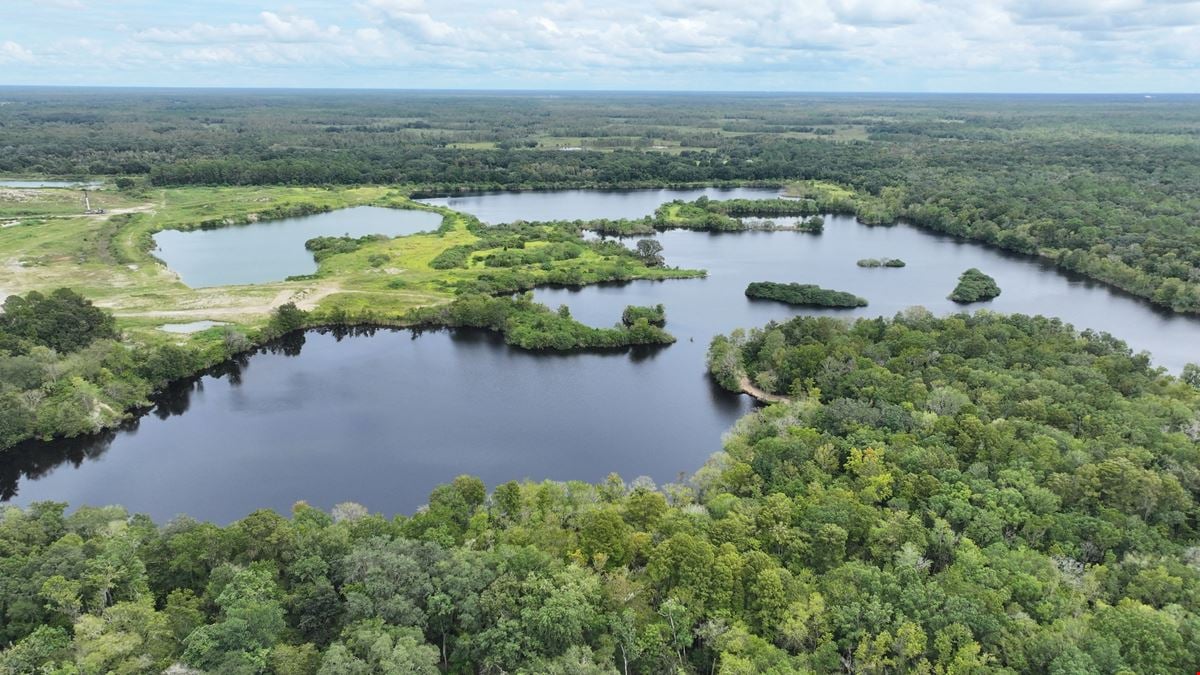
111,282,349,320
739,375,790,404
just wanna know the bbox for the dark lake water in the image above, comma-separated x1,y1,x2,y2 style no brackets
5,192,1199,522
154,206,444,287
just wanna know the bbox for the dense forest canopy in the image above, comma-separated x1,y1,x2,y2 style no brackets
744,282,869,308
2,89,1197,312
3,89,1200,673
0,289,230,450
3,312,1199,673
947,269,1001,304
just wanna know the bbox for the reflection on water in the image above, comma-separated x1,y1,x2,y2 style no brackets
0,432,117,501
6,202,1200,522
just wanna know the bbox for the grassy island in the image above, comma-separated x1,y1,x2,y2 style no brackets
584,197,826,236
745,281,868,308
949,268,1002,303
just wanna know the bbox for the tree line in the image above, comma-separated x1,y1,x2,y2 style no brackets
3,310,1199,673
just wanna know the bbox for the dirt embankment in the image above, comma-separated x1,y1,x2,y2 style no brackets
738,376,789,404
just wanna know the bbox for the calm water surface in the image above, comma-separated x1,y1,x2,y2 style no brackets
154,206,443,287
5,192,1199,522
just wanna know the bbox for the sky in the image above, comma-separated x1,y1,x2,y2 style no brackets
0,0,1197,92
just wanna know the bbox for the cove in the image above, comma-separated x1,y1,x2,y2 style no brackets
4,199,1199,522
153,205,444,287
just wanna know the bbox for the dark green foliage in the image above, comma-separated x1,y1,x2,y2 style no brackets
262,303,310,340
0,289,253,450
304,234,387,262
705,197,818,217
191,202,331,231
4,91,1200,310
407,294,674,350
5,311,1199,672
135,344,205,387
857,257,905,268
635,239,664,267
949,268,1001,303
0,289,117,354
705,333,743,392
621,304,666,327
481,242,583,268
646,198,825,233
429,244,475,269
745,281,868,307
581,218,656,236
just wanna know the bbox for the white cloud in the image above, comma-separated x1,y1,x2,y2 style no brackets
356,0,461,43
4,0,1199,89
136,12,342,44
0,41,34,63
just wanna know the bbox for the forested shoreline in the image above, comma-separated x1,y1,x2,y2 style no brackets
3,91,1196,313
3,312,1199,673
3,91,1200,673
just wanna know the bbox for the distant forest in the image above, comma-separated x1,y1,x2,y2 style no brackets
2,89,1197,313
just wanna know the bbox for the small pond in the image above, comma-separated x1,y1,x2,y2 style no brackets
153,206,444,287
159,321,228,334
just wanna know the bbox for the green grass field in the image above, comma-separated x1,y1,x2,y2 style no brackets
0,184,700,347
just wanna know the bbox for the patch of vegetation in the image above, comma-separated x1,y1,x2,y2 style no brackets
584,218,658,236
745,281,868,307
195,202,332,231
584,199,824,236
0,288,117,354
856,257,906,268
407,293,674,350
621,304,666,327
428,243,475,269
304,234,388,262
481,242,584,268
949,267,1001,303
0,289,239,449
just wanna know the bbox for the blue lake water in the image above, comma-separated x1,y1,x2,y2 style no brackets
5,191,1198,522
153,206,444,287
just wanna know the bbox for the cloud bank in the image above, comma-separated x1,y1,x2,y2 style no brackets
0,0,1196,90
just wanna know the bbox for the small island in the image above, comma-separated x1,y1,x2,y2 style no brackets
949,268,1001,303
745,281,868,307
622,303,666,327
857,257,906,268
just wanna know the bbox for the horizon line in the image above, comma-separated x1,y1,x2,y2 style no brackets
0,84,1196,97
